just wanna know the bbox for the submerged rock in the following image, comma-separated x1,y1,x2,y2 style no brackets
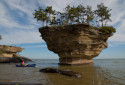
39,24,113,65
39,67,82,78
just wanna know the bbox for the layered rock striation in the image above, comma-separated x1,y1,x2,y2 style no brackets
39,24,112,65
0,45,31,63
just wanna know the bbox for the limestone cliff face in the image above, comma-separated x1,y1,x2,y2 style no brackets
0,45,22,53
0,45,31,63
39,24,112,65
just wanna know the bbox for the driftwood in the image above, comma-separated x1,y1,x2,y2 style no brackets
39,67,82,78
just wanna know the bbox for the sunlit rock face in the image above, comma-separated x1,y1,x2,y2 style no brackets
39,24,111,65
0,45,31,63
0,45,22,54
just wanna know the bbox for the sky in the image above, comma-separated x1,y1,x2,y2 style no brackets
0,0,125,59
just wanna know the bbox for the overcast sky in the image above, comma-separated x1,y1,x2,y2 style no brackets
0,0,125,59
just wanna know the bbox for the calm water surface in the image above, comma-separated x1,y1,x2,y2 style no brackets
0,59,125,85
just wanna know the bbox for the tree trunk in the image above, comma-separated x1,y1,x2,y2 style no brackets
87,15,89,24
102,20,103,27
101,17,104,27
42,21,44,27
78,16,80,23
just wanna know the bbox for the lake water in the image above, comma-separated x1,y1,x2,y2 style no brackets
0,59,125,85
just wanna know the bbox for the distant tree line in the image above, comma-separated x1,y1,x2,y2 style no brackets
33,3,112,27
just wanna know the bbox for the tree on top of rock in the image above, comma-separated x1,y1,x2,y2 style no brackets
85,5,94,24
45,6,55,26
33,7,47,27
77,4,85,23
33,3,112,28
68,6,78,24
95,3,112,27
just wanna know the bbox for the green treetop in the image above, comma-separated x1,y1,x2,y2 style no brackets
85,5,94,24
33,3,113,28
77,4,85,23
68,6,78,24
34,7,47,26
45,6,55,26
65,5,72,24
95,3,112,27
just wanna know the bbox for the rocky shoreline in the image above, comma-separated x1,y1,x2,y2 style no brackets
0,45,32,63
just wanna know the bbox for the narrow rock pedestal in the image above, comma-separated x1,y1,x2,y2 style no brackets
59,57,93,65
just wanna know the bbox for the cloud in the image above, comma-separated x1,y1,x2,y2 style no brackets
0,0,125,45
0,0,42,45
0,30,43,45
19,44,47,49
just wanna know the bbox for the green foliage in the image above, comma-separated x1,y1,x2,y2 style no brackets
85,5,94,24
33,7,47,26
33,6,55,26
34,3,113,31
45,6,55,26
89,26,99,30
100,26,116,34
89,25,116,34
69,7,78,23
77,4,85,23
95,3,112,27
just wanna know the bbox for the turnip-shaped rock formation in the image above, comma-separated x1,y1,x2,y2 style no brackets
39,24,113,65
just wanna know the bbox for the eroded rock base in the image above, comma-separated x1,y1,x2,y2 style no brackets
59,57,93,65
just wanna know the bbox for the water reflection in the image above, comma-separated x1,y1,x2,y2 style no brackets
46,63,124,85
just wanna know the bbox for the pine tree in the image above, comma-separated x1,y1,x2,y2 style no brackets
68,6,78,24
85,5,94,24
45,6,54,26
77,4,85,23
95,3,112,27
65,5,72,24
33,7,47,27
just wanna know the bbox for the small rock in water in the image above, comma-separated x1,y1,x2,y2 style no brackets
39,67,82,78
39,67,58,73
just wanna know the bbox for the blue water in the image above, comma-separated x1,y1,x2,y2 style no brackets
0,59,125,85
